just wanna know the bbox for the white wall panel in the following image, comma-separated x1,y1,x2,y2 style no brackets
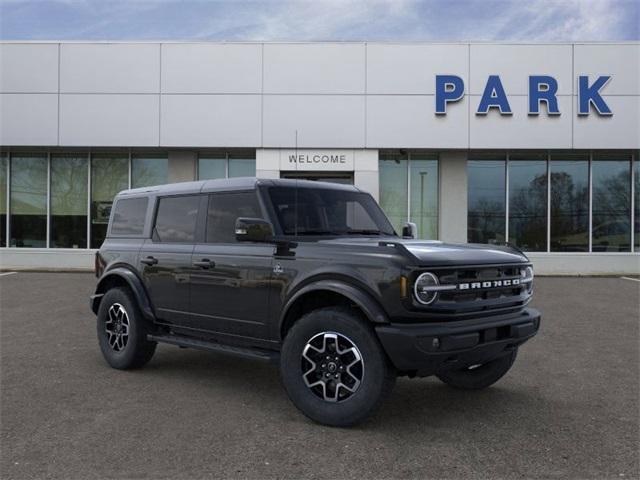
59,94,159,146
0,44,58,93
469,95,573,149
0,94,58,145
161,95,261,147
367,44,468,94
573,96,640,149
263,95,364,147
574,44,640,95
263,43,365,94
470,44,573,95
161,44,262,94
366,95,468,148
60,43,160,93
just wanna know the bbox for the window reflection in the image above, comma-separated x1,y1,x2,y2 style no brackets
508,155,547,251
409,155,438,239
50,154,88,248
468,158,506,244
592,155,631,252
91,154,128,248
550,155,589,252
379,151,408,234
10,154,47,247
0,154,6,247
131,155,168,188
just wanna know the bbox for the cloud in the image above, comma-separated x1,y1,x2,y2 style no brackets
0,0,637,41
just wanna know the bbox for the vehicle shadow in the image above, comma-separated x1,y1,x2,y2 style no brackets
131,345,555,432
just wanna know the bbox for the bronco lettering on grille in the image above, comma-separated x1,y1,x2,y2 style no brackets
458,278,521,290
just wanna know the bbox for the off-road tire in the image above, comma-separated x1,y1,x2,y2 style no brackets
436,349,518,390
97,287,156,370
280,306,396,427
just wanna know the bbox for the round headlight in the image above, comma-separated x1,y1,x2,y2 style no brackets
414,272,440,305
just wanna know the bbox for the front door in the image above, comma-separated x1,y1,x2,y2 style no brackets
188,191,274,342
138,194,201,324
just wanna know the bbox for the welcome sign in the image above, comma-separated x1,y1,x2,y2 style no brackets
279,150,355,171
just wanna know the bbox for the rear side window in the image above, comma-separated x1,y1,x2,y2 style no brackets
206,192,261,243
153,195,200,243
110,197,148,236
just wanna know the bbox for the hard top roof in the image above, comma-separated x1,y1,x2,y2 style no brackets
116,177,362,197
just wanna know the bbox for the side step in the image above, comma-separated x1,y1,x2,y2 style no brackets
147,334,279,363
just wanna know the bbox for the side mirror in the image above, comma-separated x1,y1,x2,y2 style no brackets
235,217,274,242
402,222,417,239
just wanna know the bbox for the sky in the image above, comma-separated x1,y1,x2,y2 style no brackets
0,0,638,42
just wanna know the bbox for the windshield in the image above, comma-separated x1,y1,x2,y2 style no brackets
268,186,396,237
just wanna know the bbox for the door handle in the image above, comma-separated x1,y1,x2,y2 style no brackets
193,259,215,269
141,256,158,266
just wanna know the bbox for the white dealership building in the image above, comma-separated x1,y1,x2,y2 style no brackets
0,41,638,274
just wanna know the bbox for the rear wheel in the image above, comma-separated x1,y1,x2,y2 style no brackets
436,349,518,390
280,307,396,427
97,287,156,370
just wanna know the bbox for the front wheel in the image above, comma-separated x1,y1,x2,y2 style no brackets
280,307,396,427
436,349,518,390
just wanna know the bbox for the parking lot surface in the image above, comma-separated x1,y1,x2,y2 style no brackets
1,273,638,479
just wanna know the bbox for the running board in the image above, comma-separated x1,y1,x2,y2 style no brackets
147,334,279,363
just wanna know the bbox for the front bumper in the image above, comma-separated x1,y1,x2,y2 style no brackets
375,308,541,376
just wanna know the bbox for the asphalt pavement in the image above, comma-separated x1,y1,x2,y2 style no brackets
1,273,638,479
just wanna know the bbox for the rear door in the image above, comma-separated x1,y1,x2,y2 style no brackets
138,194,202,325
188,190,274,341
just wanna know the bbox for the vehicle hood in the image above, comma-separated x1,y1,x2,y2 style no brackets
317,237,529,267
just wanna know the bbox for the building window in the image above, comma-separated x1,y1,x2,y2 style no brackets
0,154,7,247
508,153,548,251
198,150,256,180
379,151,438,238
10,154,47,248
50,154,88,248
91,154,129,248
131,154,168,188
468,156,506,244
550,154,589,252
467,150,637,253
592,153,631,252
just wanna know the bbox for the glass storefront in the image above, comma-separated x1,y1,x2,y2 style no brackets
0,154,6,247
379,151,438,239
91,154,129,248
198,151,256,180
468,156,506,244
10,154,47,248
550,154,589,252
508,153,548,251
592,153,631,252
468,151,638,253
50,154,88,248
131,154,168,188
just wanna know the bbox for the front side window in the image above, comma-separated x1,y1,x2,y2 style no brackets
206,192,261,243
110,197,148,236
153,195,200,243
268,187,395,236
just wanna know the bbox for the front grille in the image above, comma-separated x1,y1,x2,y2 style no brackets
418,264,532,318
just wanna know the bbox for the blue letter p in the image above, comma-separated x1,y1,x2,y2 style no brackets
435,75,464,115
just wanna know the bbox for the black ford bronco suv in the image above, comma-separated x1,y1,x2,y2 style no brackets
91,178,540,427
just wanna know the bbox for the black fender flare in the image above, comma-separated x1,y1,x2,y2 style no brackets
279,279,389,337
91,267,155,321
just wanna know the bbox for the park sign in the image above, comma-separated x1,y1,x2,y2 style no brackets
435,75,613,116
